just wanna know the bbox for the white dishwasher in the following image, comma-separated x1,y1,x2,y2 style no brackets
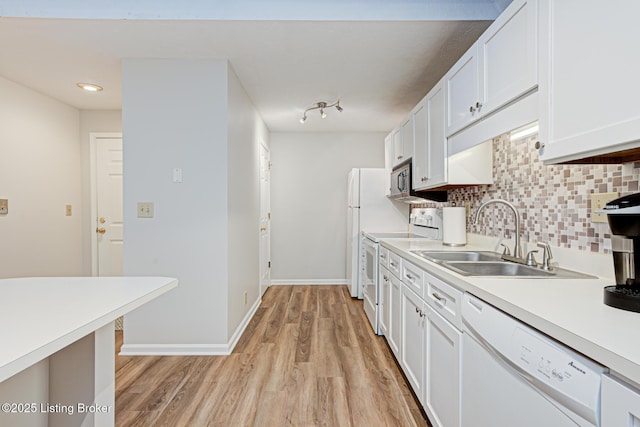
461,293,607,427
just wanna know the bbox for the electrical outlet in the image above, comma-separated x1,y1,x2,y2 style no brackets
591,192,619,223
137,202,154,218
0,199,7,215
244,291,248,305
465,201,471,218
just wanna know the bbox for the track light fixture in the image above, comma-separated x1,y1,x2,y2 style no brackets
300,100,343,123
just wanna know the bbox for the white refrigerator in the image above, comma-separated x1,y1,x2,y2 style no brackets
347,168,408,298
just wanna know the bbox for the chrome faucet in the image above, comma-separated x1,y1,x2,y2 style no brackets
474,199,523,260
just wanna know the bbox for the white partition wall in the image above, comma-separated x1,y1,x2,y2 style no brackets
121,59,268,355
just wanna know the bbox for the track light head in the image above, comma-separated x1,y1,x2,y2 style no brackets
320,109,327,119
299,114,307,124
336,104,343,112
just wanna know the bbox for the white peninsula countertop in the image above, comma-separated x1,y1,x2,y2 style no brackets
0,276,177,427
380,238,640,386
0,276,178,383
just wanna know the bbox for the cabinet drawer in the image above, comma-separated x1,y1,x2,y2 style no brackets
425,273,463,330
402,260,424,297
389,252,402,277
379,247,389,270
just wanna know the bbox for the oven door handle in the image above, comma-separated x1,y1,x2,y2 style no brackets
463,320,596,425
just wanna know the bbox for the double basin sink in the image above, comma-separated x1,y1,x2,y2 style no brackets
411,251,594,279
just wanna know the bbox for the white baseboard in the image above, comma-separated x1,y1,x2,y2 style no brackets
226,296,261,352
270,279,347,286
119,295,262,356
119,343,230,356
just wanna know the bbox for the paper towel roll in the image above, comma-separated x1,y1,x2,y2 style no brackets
443,207,467,246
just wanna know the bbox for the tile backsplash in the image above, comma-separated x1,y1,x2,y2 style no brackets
421,132,640,254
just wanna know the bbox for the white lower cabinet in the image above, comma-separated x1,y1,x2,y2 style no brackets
425,305,462,427
385,249,463,426
602,374,640,426
401,284,426,405
388,272,402,359
379,266,391,336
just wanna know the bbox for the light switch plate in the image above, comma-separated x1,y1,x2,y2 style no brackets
65,204,72,216
173,168,183,183
591,192,619,223
0,199,7,215
137,202,154,218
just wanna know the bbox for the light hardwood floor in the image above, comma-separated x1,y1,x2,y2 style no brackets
115,285,431,426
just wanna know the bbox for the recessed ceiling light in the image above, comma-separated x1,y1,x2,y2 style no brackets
76,83,103,92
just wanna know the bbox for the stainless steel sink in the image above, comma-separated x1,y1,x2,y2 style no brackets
410,250,596,279
412,251,502,262
444,261,555,277
441,261,596,279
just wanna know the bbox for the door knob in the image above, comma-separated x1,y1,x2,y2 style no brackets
260,226,267,232
96,227,106,234
99,217,106,224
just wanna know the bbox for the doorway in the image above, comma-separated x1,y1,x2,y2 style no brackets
90,133,124,327
259,142,271,296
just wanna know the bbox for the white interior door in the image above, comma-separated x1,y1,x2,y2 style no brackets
259,143,271,295
95,136,123,276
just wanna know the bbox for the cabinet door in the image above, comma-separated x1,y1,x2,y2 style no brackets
412,99,428,190
379,266,391,336
425,81,447,188
539,0,640,163
392,127,404,166
477,0,538,115
425,306,461,427
445,46,479,136
602,374,640,427
384,134,393,196
388,273,402,358
401,285,426,405
401,116,414,163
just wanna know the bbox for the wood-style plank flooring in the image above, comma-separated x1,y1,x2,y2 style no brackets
115,285,430,426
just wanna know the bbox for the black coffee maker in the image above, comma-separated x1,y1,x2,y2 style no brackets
603,193,640,312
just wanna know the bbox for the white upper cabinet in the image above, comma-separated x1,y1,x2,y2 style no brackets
384,134,393,196
414,80,447,190
477,0,538,115
401,116,414,164
538,0,640,164
445,48,480,136
445,0,538,137
391,127,404,167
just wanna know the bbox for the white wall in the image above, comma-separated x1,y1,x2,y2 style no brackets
226,65,268,338
0,76,82,278
122,59,230,349
269,132,385,283
79,110,122,275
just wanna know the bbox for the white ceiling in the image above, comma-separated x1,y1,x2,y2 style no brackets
0,3,508,132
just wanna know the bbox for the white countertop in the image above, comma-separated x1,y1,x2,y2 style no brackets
380,238,640,386
0,276,178,383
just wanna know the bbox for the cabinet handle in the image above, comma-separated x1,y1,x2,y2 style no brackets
397,155,403,160
535,141,545,150
390,261,397,267
419,310,425,318
469,105,476,113
432,292,444,302
421,177,427,182
476,101,482,109
383,275,388,281
406,273,414,281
